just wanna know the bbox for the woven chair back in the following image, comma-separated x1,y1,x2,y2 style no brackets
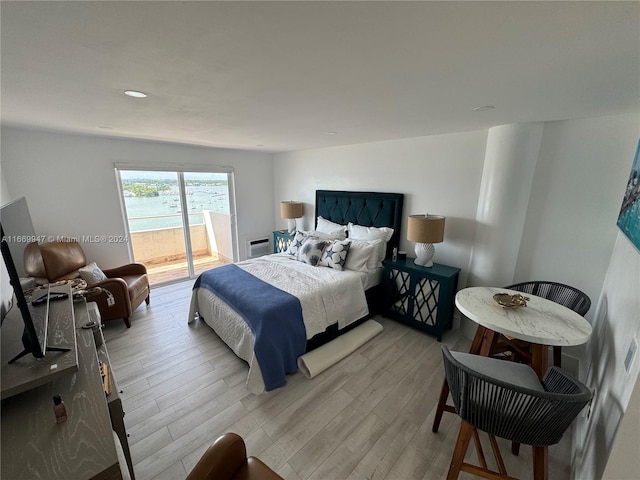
506,281,591,316
442,346,592,447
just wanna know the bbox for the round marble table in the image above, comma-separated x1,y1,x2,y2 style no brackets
455,286,592,349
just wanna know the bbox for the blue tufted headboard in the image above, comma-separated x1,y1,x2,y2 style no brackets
315,190,404,259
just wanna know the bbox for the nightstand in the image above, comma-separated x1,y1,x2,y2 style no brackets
382,258,460,341
273,230,294,253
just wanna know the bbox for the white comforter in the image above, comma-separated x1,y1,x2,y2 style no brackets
188,254,369,393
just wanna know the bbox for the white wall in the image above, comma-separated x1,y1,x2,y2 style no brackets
574,232,640,480
0,166,11,204
516,115,636,319
274,130,488,289
601,363,640,480
1,126,274,267
468,122,543,288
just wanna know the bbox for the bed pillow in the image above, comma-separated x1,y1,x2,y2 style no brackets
286,231,315,256
301,230,346,241
318,239,351,270
347,223,394,243
344,239,384,272
296,238,328,266
79,262,107,284
316,216,347,238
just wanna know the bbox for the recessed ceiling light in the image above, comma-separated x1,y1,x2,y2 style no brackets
98,125,113,130
323,131,338,135
473,105,495,112
124,90,147,98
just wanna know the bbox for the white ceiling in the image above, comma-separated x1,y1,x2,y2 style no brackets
1,1,639,152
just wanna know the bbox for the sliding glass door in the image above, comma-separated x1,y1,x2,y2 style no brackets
116,167,236,285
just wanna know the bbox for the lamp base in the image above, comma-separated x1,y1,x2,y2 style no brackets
287,218,297,235
414,242,435,267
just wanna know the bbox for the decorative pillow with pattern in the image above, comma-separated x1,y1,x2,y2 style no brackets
78,262,107,285
296,238,328,266
286,231,314,256
318,239,351,270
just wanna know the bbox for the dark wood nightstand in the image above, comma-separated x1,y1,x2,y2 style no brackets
273,230,294,253
382,258,460,341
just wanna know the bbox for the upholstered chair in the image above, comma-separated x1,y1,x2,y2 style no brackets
24,241,149,328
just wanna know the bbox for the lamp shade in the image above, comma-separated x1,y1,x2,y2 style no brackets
280,201,303,219
407,214,445,244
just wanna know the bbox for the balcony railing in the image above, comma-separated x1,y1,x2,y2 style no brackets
127,211,232,285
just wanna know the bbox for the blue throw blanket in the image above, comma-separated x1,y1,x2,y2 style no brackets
193,264,306,391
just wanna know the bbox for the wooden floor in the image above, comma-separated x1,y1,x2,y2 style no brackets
102,281,572,480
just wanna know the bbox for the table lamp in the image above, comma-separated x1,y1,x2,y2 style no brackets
407,214,445,267
280,201,303,234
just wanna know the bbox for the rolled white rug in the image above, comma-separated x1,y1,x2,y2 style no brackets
297,319,383,378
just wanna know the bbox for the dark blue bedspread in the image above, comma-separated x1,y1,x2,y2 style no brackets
194,264,306,391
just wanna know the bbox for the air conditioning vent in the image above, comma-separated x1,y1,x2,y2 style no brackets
246,237,270,258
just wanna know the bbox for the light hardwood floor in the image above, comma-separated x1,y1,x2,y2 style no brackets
102,280,572,480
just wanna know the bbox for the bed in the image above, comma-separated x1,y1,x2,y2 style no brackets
188,190,404,394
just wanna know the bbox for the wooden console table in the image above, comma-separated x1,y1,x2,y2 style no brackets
1,291,134,480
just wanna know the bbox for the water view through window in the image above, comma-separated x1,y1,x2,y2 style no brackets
118,170,234,285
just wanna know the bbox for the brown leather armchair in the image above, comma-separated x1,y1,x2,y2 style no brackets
186,433,283,480
24,241,150,328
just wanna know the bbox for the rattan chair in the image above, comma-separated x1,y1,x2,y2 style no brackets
441,345,592,480
501,281,591,367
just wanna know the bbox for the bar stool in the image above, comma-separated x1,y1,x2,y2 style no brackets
441,346,591,480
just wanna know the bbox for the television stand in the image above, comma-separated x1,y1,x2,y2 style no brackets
1,299,133,479
1,284,78,398
8,344,71,364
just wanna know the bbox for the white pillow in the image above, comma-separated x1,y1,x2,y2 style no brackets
79,262,107,285
315,216,348,239
344,239,384,272
348,222,394,243
301,230,346,241
318,239,351,271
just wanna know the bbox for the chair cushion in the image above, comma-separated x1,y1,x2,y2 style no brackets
451,351,543,392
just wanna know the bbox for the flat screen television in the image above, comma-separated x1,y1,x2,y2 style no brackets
0,224,46,361
1,197,68,363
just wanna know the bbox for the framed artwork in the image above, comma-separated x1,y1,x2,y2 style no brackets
617,139,640,251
